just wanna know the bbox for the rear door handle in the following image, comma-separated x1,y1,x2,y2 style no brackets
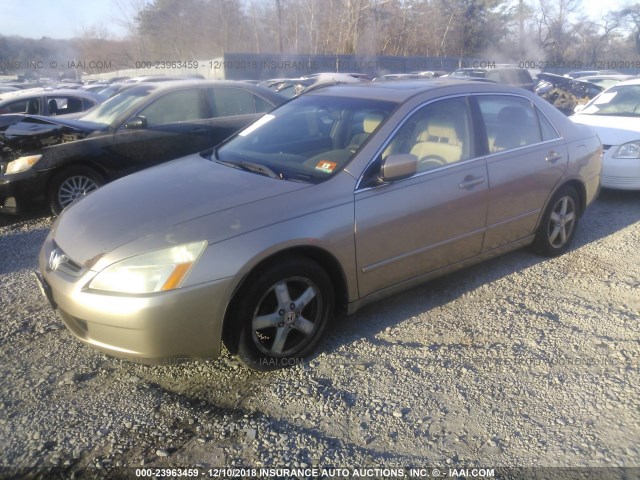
459,175,485,190
545,151,563,163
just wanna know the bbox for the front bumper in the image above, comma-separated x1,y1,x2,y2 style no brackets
0,168,49,214
601,148,640,190
37,242,236,363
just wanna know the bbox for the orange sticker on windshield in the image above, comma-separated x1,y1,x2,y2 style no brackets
315,160,337,174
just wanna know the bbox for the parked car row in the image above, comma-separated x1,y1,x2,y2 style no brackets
0,80,286,214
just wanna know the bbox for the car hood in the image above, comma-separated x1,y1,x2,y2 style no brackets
51,154,314,267
536,73,603,98
0,115,100,158
570,114,640,145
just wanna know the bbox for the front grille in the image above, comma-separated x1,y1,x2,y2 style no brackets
603,175,639,186
602,145,612,151
48,243,83,277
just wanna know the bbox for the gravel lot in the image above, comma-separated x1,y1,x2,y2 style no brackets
0,189,638,478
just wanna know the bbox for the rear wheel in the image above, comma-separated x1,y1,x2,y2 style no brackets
48,166,105,215
233,257,334,371
532,185,580,257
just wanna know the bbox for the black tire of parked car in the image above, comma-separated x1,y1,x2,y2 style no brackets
532,184,580,257
48,166,106,215
234,256,334,371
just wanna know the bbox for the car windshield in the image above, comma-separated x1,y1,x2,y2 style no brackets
78,85,154,126
579,84,640,117
213,94,396,183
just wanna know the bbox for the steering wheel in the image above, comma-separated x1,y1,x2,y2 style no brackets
419,155,446,170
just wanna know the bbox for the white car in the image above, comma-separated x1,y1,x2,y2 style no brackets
571,78,640,189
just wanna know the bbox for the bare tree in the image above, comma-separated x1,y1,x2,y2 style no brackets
535,0,580,64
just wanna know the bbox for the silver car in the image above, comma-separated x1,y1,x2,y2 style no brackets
36,80,602,370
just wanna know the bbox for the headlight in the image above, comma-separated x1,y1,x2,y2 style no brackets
88,241,207,294
5,154,42,174
613,141,640,159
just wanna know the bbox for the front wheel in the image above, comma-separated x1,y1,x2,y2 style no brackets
234,257,334,371
48,166,105,215
532,185,580,257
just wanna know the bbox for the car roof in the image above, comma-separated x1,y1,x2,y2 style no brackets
120,79,286,99
0,88,102,103
304,78,528,102
609,78,640,87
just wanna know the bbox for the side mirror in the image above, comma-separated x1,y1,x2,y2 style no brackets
573,104,585,114
380,153,417,182
124,116,147,129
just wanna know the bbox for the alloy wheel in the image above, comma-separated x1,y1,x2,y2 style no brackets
251,276,323,357
57,175,100,209
547,195,576,248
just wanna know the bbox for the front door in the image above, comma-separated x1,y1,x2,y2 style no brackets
354,96,489,298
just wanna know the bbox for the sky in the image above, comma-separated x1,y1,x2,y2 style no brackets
0,0,129,39
0,0,633,40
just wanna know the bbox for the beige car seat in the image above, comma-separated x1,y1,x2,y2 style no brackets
348,112,385,151
410,113,463,167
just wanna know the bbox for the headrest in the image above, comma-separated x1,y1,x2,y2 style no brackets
363,112,384,133
498,106,528,124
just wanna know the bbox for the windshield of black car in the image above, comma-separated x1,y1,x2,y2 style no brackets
579,84,640,117
213,95,396,183
78,85,155,126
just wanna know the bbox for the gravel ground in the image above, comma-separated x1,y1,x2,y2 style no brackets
0,189,638,478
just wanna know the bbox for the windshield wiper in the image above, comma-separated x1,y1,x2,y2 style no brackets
213,157,282,179
239,161,281,179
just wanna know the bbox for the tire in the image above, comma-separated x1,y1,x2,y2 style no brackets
48,166,105,215
532,185,580,257
234,256,334,371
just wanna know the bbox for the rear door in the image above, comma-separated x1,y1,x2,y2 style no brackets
474,94,568,251
354,96,489,298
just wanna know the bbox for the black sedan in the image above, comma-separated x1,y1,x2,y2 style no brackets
0,80,285,214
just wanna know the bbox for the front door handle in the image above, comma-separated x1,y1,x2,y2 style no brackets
459,175,485,190
545,151,563,163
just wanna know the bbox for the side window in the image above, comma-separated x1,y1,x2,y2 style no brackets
45,96,71,115
383,97,474,172
138,89,206,126
45,96,86,115
477,95,543,152
537,108,560,141
82,97,98,111
210,88,256,117
1,98,39,114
